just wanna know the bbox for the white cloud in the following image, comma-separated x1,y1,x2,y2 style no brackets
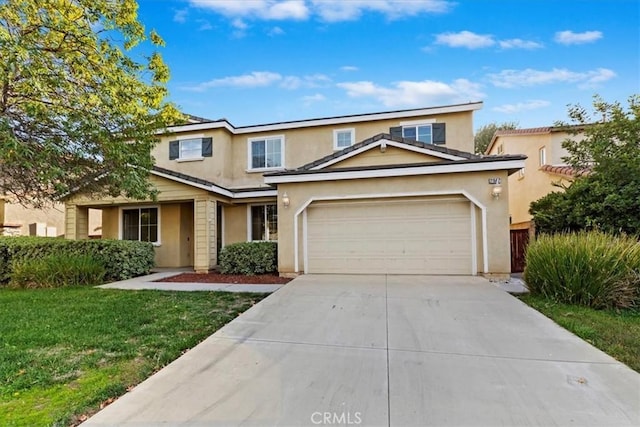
435,31,495,49
311,0,453,22
189,0,309,20
340,65,359,72
492,100,550,114
183,71,283,91
232,18,249,30
280,74,331,90
182,71,331,92
554,30,603,45
268,26,285,36
499,38,543,49
301,93,326,105
173,9,188,23
198,19,213,31
337,78,484,107
189,0,452,22
488,67,616,88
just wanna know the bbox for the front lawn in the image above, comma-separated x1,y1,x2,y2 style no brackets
0,288,266,426
520,295,640,372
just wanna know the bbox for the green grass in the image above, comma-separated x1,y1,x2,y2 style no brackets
520,294,640,372
0,287,266,426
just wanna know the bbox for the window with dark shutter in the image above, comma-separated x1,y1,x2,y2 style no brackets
432,123,446,145
169,141,179,160
201,137,213,157
389,126,402,139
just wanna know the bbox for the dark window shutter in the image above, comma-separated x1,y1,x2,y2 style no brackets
389,126,403,139
432,123,446,145
201,137,213,157
169,140,179,159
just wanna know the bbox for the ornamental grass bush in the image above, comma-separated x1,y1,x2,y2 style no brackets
523,231,640,309
9,254,105,288
219,241,277,275
0,237,155,284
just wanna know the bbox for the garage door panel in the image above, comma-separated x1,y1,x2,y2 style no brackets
306,199,473,275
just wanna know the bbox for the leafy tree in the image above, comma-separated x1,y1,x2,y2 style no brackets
530,95,640,235
474,121,518,154
0,0,183,207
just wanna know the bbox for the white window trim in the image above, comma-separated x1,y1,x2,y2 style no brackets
518,168,525,180
178,137,205,160
247,134,285,172
401,123,434,144
119,205,161,246
246,203,278,242
539,147,546,166
333,128,355,151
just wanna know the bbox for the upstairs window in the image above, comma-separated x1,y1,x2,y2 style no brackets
169,137,212,160
249,136,283,170
333,128,355,150
539,147,546,166
497,144,504,154
390,123,446,145
403,124,433,144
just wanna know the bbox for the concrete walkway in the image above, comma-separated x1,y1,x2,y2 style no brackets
85,275,640,426
97,271,284,293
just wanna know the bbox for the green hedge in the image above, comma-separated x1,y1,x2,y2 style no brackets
0,237,155,284
523,231,640,309
219,241,277,275
10,254,106,288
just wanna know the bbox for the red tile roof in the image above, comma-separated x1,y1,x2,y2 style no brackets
540,164,589,178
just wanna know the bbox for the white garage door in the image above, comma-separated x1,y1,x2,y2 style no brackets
306,198,473,275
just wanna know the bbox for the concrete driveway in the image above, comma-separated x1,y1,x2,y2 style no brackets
85,275,640,426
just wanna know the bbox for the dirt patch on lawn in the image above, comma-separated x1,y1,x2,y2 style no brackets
155,273,292,285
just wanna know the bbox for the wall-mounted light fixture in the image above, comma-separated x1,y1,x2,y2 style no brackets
282,192,290,208
492,185,502,199
488,177,502,199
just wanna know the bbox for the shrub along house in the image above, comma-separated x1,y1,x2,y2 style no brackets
64,102,525,278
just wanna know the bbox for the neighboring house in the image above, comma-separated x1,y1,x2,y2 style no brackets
485,126,583,232
0,198,102,238
0,198,65,237
65,102,525,278
485,127,583,272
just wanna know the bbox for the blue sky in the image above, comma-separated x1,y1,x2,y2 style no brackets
135,0,639,130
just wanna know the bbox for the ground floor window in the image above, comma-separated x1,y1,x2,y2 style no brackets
122,207,159,243
250,205,277,241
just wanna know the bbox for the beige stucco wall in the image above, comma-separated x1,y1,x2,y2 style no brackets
223,204,248,245
153,129,234,188
1,200,65,236
276,170,510,276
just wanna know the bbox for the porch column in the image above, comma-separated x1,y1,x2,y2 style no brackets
64,204,89,240
193,196,217,273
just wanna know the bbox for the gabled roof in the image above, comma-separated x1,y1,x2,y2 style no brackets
485,124,588,154
151,166,276,199
296,133,481,171
264,134,525,184
166,102,483,135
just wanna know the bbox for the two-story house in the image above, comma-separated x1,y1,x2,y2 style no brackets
64,102,525,278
